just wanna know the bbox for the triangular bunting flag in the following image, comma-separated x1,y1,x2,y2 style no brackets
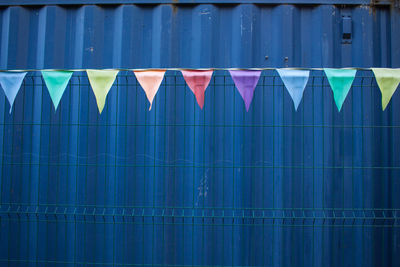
86,69,119,114
0,71,27,113
181,70,213,109
42,70,73,111
134,70,165,110
277,69,310,110
229,70,262,111
372,68,400,110
324,68,357,112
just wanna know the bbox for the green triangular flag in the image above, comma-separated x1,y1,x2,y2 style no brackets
324,68,357,112
42,70,73,110
86,69,119,113
372,68,400,110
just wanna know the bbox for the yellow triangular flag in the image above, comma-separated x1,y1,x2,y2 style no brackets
372,68,400,110
86,69,119,113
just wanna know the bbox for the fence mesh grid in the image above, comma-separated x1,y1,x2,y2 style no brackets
0,70,399,266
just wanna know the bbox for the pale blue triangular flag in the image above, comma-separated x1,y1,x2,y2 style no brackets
0,72,27,113
277,69,310,110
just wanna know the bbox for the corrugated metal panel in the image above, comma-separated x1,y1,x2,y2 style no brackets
0,2,399,267
0,4,399,69
0,0,396,5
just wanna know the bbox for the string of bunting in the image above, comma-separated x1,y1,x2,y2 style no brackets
0,68,399,114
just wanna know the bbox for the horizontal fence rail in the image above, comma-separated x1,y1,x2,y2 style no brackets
1,204,400,227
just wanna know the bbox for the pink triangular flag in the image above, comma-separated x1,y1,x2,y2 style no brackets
133,70,166,110
181,70,213,109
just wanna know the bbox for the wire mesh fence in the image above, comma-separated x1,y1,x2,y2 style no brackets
0,70,399,266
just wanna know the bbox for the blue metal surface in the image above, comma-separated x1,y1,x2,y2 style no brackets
0,4,399,69
0,2,399,267
0,0,395,5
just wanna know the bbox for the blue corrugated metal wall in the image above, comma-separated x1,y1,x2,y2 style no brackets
0,2,399,267
0,3,399,69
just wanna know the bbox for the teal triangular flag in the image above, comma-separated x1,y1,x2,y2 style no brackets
277,69,310,110
0,72,27,113
324,68,356,112
42,70,73,110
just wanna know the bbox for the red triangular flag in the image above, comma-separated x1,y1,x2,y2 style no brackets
181,70,213,109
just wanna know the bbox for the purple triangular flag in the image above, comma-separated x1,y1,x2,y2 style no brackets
229,70,262,111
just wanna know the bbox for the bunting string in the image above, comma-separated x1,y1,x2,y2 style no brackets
0,67,384,72
0,68,399,113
